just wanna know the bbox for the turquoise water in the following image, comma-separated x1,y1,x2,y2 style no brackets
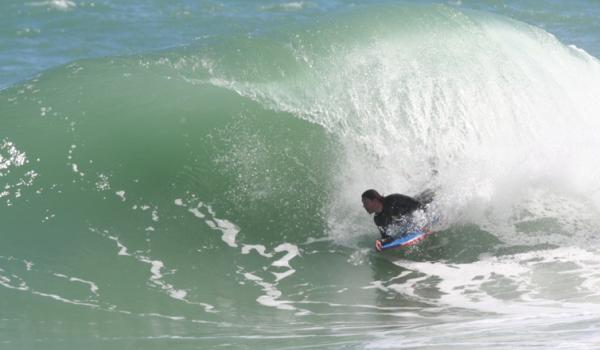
3,1,600,349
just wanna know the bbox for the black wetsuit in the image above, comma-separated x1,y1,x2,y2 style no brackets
374,194,424,241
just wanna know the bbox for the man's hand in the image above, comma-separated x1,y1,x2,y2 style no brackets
375,239,383,252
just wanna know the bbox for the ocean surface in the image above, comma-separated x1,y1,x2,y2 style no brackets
2,1,600,349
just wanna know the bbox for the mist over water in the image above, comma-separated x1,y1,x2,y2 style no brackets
3,1,600,349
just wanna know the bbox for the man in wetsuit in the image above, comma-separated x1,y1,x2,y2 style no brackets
361,189,433,251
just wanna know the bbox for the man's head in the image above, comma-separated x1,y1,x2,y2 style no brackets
361,189,384,214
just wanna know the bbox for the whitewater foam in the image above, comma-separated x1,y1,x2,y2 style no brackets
392,247,600,313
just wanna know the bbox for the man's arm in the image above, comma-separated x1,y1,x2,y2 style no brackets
378,225,390,239
375,226,393,251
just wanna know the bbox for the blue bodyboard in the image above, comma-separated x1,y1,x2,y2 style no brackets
380,228,431,251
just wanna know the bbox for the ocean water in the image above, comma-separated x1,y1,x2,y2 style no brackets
2,1,600,349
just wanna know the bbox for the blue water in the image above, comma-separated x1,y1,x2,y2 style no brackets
3,1,600,89
3,1,600,349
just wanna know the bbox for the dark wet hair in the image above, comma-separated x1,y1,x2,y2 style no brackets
361,189,383,201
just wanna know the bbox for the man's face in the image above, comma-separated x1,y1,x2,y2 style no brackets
362,197,379,214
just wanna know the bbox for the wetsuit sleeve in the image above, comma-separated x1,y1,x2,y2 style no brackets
374,215,392,239
378,226,391,240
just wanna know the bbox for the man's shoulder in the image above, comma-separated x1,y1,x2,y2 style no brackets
384,193,416,202
384,193,421,210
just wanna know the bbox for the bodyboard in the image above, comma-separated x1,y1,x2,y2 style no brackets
380,228,432,251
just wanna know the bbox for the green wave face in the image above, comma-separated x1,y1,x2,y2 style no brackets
0,54,334,239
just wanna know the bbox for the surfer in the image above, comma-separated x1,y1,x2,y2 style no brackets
361,189,434,251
